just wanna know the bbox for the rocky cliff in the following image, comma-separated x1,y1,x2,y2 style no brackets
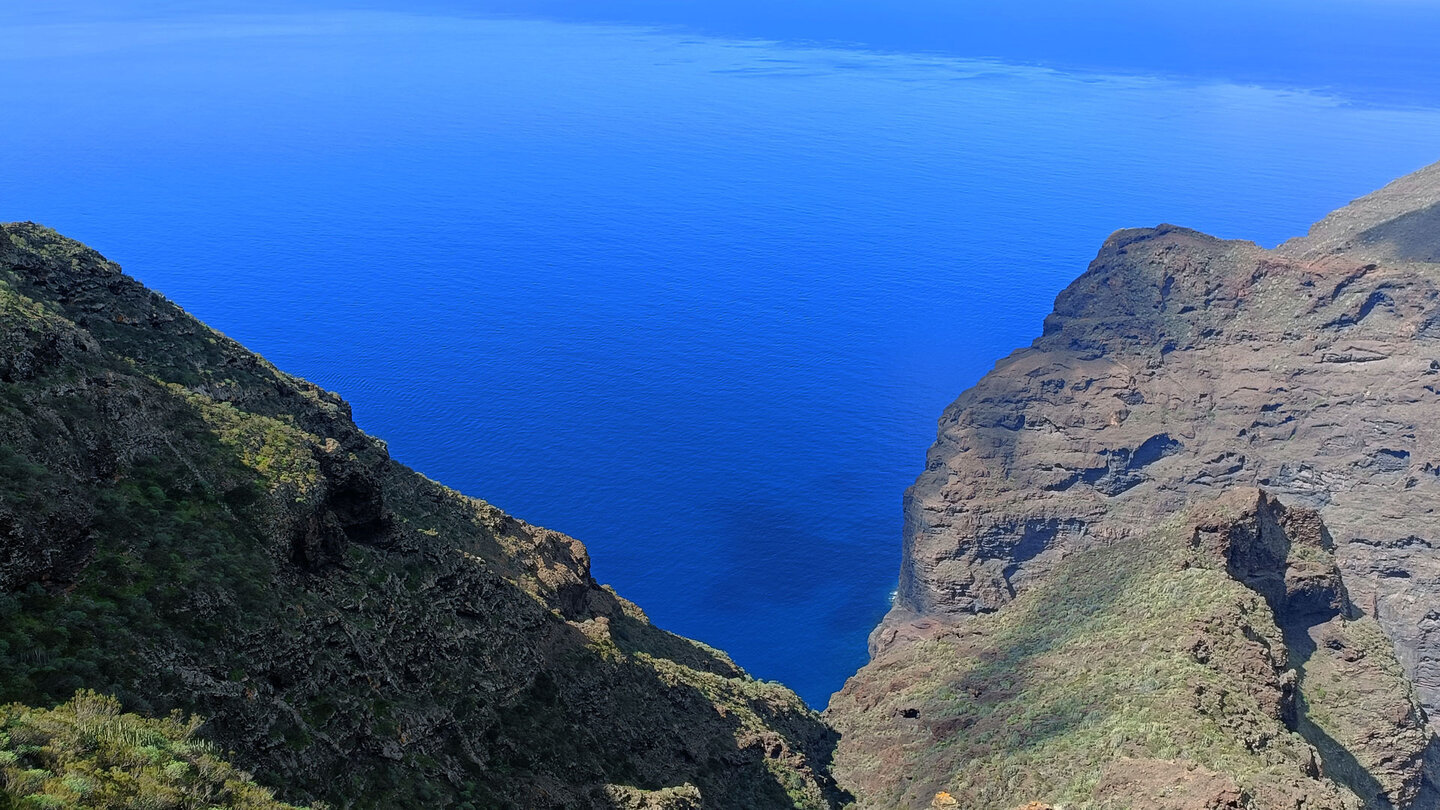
13,160,1440,810
829,161,1440,809
0,223,849,809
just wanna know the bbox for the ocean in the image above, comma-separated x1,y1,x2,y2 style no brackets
3,4,1437,706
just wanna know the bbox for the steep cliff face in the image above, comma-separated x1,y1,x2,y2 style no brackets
830,161,1440,809
0,223,848,809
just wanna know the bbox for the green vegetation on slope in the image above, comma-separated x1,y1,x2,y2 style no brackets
0,691,306,810
0,222,849,809
852,528,1319,806
830,492,1426,809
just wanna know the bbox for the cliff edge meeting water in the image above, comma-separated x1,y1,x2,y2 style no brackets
5,0,1438,707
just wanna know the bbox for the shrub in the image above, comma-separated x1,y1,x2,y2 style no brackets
0,690,307,810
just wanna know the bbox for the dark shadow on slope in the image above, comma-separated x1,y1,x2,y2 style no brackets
1415,735,1440,809
1283,627,1394,810
491,614,854,809
1358,202,1440,264
0,226,852,810
0,349,850,810
1226,492,1397,810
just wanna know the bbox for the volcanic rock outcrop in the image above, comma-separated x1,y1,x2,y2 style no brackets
830,161,1440,809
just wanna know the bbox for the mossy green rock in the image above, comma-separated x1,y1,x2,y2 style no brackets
0,223,848,809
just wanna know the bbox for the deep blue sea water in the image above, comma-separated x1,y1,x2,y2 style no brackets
3,4,1438,706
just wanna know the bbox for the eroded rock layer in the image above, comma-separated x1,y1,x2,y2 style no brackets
831,161,1440,809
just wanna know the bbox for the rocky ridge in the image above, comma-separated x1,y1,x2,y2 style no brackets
829,160,1440,809
0,223,849,809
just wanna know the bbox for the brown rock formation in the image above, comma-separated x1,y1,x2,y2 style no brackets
831,161,1440,809
893,160,1440,710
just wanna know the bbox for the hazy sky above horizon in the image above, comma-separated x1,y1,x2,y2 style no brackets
9,0,1439,104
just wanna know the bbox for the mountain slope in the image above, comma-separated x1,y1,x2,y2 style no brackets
0,222,848,809
829,161,1440,809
